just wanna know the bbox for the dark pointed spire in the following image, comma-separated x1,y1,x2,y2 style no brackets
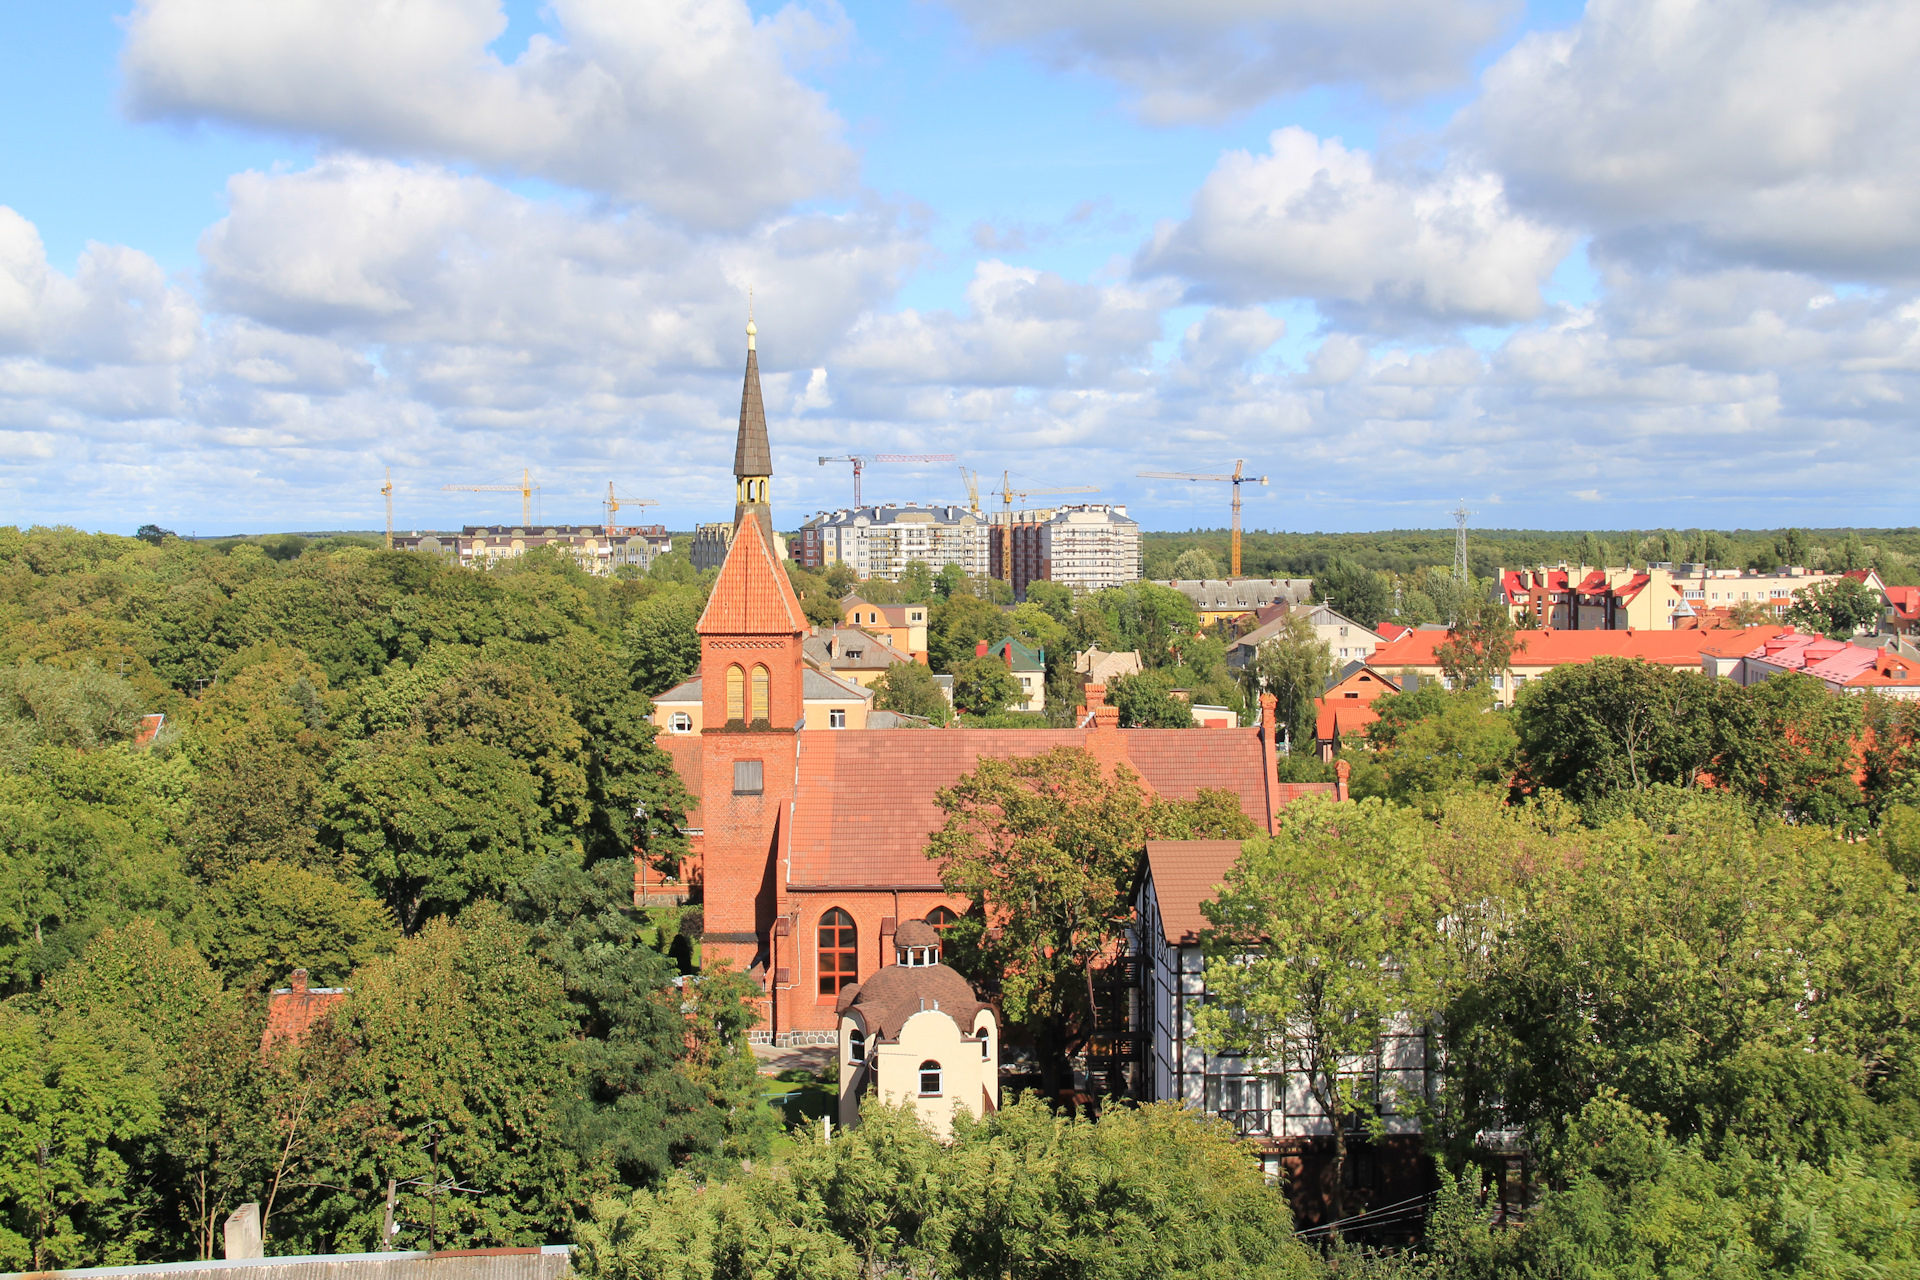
733,312,773,541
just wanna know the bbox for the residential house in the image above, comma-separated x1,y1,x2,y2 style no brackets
1370,624,1790,707
841,595,930,662
836,921,999,1139
1313,661,1402,760
1713,632,1920,699
1226,604,1384,671
1074,648,1144,706
804,626,917,688
1158,579,1314,627
1130,830,1427,1223
1500,563,1853,630
651,665,875,735
1882,585,1920,637
980,636,1047,712
262,969,346,1050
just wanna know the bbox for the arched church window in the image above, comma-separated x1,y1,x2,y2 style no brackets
818,908,858,996
919,1060,942,1096
751,665,770,722
726,665,745,721
925,907,958,930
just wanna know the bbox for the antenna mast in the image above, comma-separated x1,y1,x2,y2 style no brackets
1452,501,1472,585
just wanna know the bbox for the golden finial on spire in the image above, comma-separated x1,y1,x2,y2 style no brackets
746,287,756,351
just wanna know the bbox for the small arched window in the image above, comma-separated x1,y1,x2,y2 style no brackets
818,908,858,996
726,665,745,722
924,907,958,930
848,1028,866,1063
919,1060,942,1096
751,665,770,722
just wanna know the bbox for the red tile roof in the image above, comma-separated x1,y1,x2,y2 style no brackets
1144,840,1247,944
1374,622,1410,642
1370,624,1789,670
785,728,1271,888
1886,586,1920,621
697,513,806,635
660,734,704,828
1316,700,1381,741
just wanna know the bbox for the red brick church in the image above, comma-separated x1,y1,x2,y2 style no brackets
657,322,1325,1044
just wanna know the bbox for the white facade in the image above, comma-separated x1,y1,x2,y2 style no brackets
395,525,670,576
1130,842,1429,1172
801,504,988,582
1041,504,1141,593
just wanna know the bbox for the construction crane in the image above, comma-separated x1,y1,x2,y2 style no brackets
958,466,982,516
993,471,1100,583
1136,460,1268,578
817,453,958,509
381,467,394,550
604,482,660,531
443,467,539,526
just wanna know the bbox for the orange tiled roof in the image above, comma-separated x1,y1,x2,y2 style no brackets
660,734,703,829
1144,840,1247,945
785,728,1270,888
1316,700,1381,741
697,513,806,635
1370,624,1789,669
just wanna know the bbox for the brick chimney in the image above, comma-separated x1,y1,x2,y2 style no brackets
1259,693,1280,834
975,640,990,658
291,968,309,995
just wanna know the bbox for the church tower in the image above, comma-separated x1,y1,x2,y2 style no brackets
695,315,807,997
734,316,774,543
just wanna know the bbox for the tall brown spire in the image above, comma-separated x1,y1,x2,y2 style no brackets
734,315,772,540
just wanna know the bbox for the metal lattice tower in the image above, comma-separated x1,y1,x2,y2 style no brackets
1452,501,1472,584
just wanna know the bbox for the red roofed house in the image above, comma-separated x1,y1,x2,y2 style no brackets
1882,585,1920,637
1369,624,1791,707
1501,563,1851,631
665,323,1319,1045
1313,661,1401,759
262,969,346,1051
1723,632,1920,699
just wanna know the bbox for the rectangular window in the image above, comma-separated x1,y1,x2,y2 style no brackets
1492,674,1505,689
733,761,763,795
829,709,846,729
670,712,692,734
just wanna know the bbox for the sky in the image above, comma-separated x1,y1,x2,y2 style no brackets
1,0,1916,537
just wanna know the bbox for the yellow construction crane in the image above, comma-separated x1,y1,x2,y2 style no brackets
958,466,982,516
443,467,539,526
993,470,1100,583
604,482,660,530
381,467,394,550
1136,459,1268,578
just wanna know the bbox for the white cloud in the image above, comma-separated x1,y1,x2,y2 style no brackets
1461,0,1920,277
0,207,200,366
941,0,1515,122
832,259,1176,391
1136,128,1573,328
120,0,856,228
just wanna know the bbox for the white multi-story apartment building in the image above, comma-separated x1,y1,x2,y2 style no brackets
796,504,989,582
393,525,671,575
1040,504,1141,593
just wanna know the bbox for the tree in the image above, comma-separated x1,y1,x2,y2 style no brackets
1513,658,1724,804
1243,613,1331,753
928,747,1255,1097
1170,547,1219,580
1023,580,1073,624
929,594,1005,672
1434,601,1520,690
951,655,1021,718
624,589,704,696
206,861,397,987
933,563,968,600
510,855,771,1188
1728,598,1775,626
1775,526,1810,567
869,661,951,725
1314,558,1391,629
1198,795,1440,1227
1785,576,1881,639
134,524,175,546
323,736,549,931
898,561,934,604
1378,696,1517,802
317,904,584,1251
0,663,145,766
1106,669,1192,728
1713,671,1867,828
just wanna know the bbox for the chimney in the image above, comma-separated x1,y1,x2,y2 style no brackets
292,968,309,996
975,640,990,658
1335,759,1351,802
1085,683,1120,729
1259,692,1280,834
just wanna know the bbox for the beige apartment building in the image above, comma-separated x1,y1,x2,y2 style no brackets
1499,563,1860,630
394,524,671,575
1225,603,1385,671
797,504,989,581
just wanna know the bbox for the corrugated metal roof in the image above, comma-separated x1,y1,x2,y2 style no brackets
9,1246,571,1280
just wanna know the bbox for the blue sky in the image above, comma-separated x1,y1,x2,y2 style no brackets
1,0,1915,536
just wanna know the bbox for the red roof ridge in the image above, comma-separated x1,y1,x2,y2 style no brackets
697,513,806,635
